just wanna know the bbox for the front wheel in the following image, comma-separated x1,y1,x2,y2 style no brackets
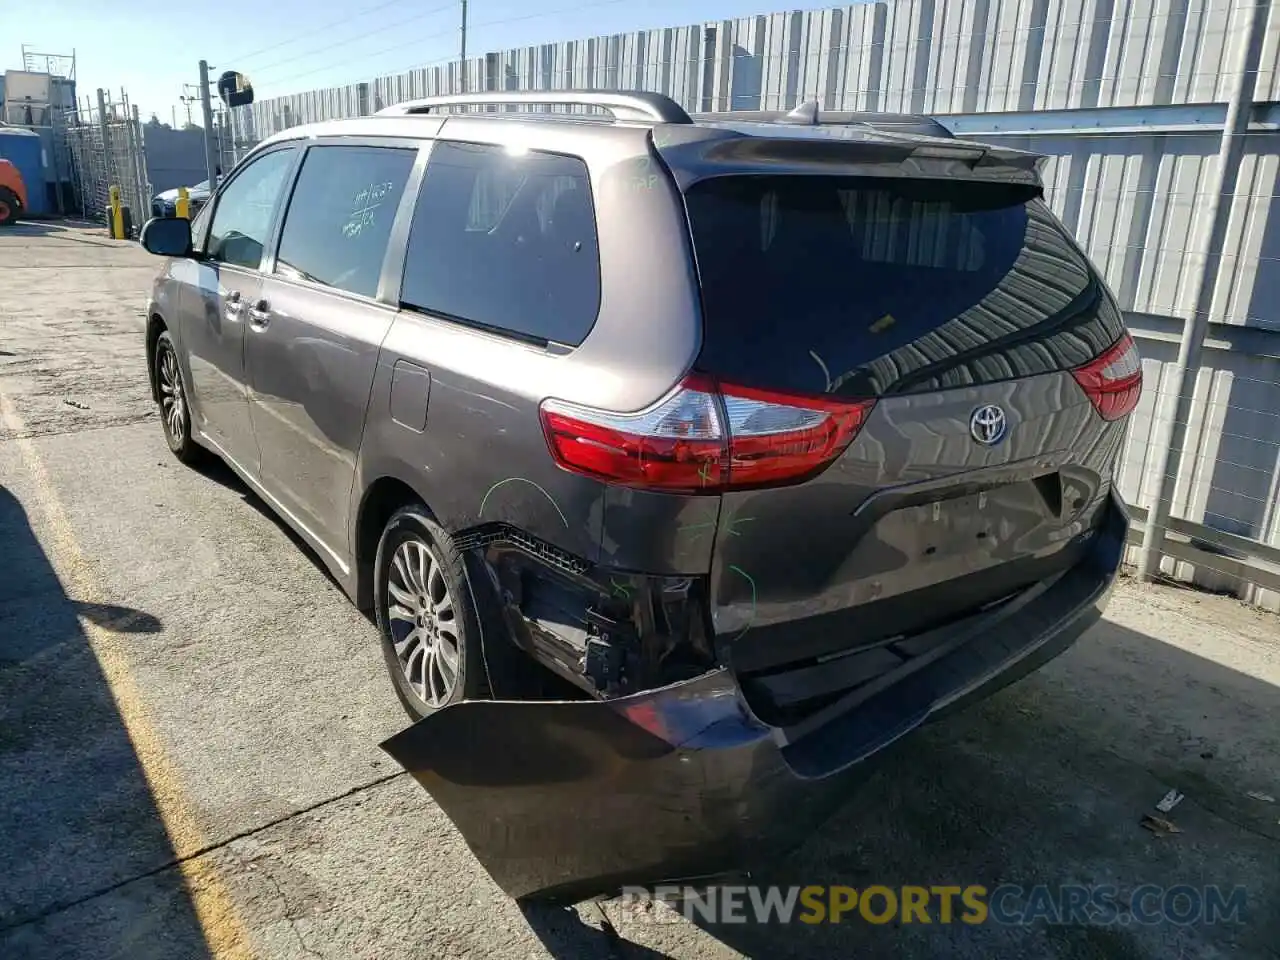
154,330,201,463
375,506,486,719
0,187,20,226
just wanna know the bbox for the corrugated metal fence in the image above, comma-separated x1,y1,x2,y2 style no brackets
229,0,1280,604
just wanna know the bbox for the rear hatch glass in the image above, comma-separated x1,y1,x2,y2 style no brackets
683,175,1125,398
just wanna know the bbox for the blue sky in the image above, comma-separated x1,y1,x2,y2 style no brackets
8,0,800,124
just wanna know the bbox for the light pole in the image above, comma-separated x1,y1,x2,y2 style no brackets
459,0,468,93
197,60,220,185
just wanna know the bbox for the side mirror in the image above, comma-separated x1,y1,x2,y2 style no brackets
140,217,193,258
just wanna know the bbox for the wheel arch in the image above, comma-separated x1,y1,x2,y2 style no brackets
353,473,435,612
354,467,528,700
146,313,168,403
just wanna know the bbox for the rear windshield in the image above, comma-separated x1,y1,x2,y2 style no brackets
684,175,1125,398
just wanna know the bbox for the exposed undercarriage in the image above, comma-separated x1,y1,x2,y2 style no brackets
455,522,719,700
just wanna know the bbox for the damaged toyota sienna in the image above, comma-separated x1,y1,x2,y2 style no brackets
139,90,1142,904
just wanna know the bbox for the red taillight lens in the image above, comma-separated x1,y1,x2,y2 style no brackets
1071,333,1142,421
540,374,727,491
718,380,873,488
540,375,874,492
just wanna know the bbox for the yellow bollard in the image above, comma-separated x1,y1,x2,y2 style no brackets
175,186,190,220
108,185,124,239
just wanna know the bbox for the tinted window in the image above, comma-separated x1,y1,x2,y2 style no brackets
275,145,416,299
686,176,1125,398
402,142,600,346
207,148,295,269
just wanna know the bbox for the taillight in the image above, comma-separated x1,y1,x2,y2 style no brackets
541,373,726,491
718,380,873,488
540,375,874,493
1071,332,1142,421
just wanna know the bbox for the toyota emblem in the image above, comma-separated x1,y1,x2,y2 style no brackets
969,404,1008,446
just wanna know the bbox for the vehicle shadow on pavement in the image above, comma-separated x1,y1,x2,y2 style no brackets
631,615,1280,960
189,453,354,603
0,484,213,959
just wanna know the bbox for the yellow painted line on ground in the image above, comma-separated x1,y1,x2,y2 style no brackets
0,392,254,959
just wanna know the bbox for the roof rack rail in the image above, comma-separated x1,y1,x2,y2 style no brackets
692,100,956,139
377,90,693,124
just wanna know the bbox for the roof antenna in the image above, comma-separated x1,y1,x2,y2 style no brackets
785,99,820,125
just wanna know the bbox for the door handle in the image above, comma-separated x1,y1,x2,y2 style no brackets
223,289,243,321
247,300,272,329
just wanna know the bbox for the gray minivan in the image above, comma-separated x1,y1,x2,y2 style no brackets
139,90,1140,903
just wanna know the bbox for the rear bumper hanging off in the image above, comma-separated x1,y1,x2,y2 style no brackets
381,493,1129,903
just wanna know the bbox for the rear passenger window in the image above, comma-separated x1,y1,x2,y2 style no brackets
275,145,416,299
402,142,600,346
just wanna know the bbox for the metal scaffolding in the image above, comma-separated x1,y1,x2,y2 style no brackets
64,89,150,232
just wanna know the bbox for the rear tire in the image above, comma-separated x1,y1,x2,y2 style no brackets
0,187,19,226
375,506,486,719
154,330,201,463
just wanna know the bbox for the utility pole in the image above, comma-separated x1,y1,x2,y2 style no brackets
180,87,196,127
198,60,218,185
459,0,468,93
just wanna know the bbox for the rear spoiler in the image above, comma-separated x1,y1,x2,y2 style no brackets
652,121,1046,191
670,99,1044,187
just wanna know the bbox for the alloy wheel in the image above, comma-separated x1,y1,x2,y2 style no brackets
158,342,187,441
387,538,460,707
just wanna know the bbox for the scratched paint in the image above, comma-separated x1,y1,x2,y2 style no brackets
675,519,717,547
605,156,666,196
809,349,833,393
680,515,753,542
478,476,569,528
